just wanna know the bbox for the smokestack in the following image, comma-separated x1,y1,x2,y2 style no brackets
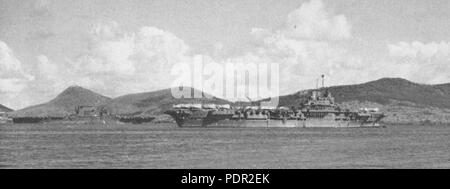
321,74,325,88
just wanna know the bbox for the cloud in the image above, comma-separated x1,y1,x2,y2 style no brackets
246,0,447,93
5,0,450,109
0,22,195,109
251,0,351,42
27,30,56,41
67,0,355,99
0,41,34,82
91,21,121,39
2,0,357,108
30,0,53,17
82,22,190,75
245,0,359,94
37,55,58,78
284,0,351,41
0,41,35,108
56,22,193,97
387,41,450,84
388,41,450,59
245,0,448,94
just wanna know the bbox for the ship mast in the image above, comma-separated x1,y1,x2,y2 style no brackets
316,78,319,90
315,75,325,89
321,74,325,88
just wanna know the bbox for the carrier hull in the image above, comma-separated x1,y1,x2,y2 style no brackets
175,118,383,128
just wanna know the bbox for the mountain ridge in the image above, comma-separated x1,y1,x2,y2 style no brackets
0,104,13,112
270,78,450,124
271,78,450,109
10,85,111,117
104,87,230,115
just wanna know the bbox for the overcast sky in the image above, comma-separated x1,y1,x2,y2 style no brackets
1,0,450,109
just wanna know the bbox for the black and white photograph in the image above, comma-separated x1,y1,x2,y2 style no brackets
1,0,450,174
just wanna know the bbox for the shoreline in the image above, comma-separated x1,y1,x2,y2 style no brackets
1,122,450,130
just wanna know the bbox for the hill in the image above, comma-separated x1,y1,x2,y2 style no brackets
0,104,13,112
104,87,230,116
272,78,450,108
10,86,111,117
329,78,450,108
434,83,450,96
271,78,450,124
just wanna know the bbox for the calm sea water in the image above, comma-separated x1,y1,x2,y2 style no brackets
1,123,449,169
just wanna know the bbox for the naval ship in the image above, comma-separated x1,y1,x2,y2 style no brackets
165,77,386,128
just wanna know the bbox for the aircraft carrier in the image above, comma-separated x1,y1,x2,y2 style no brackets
165,76,386,128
